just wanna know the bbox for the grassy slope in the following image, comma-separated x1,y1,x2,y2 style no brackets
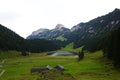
56,36,67,41
61,42,84,53
0,51,120,80
61,42,74,51
0,51,21,59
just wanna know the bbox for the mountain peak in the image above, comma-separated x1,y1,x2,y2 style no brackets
27,24,70,40
114,8,120,11
55,24,65,29
111,8,120,14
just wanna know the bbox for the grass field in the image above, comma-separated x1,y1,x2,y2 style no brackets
0,51,120,80
61,42,84,52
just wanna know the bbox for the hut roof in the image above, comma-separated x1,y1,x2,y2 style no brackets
54,64,64,70
46,65,53,70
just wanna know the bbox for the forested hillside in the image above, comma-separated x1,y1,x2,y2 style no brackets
1,9,120,54
27,8,120,52
0,24,25,51
27,39,59,53
0,24,59,52
103,27,120,68
65,8,120,52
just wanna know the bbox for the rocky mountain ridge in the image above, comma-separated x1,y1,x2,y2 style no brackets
27,24,70,40
27,8,120,51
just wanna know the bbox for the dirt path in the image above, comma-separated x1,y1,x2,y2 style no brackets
1,59,7,64
0,70,5,77
0,59,7,77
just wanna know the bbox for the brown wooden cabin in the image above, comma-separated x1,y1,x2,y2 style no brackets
54,64,64,71
31,65,52,73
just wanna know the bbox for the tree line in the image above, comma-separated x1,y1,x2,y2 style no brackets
103,27,120,68
0,24,60,53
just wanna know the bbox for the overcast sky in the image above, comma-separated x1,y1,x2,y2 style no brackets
0,0,120,38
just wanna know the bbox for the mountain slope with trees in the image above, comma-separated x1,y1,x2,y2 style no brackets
27,9,120,52
65,8,120,51
0,24,26,51
1,8,120,53
0,24,59,52
103,27,120,68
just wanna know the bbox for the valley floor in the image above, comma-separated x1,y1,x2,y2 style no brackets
0,51,120,80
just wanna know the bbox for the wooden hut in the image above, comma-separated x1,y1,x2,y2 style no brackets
31,65,52,73
54,64,64,71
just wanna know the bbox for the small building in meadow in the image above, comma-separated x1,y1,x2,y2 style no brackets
31,65,52,73
54,64,64,71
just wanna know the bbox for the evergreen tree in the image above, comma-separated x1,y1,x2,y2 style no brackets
103,27,120,68
78,48,84,61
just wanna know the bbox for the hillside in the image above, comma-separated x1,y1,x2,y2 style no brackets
27,8,120,52
67,8,120,51
0,24,25,51
0,24,59,52
103,27,120,67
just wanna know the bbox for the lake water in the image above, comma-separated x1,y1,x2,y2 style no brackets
51,51,77,56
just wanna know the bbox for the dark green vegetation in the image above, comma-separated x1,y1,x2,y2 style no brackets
78,48,84,61
0,51,120,80
0,24,25,51
103,27,120,68
0,24,59,53
65,8,120,52
27,39,58,53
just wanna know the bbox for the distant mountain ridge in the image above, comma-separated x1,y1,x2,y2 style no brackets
27,24,70,40
27,8,120,51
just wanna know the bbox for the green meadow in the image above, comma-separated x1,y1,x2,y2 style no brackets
0,51,120,80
